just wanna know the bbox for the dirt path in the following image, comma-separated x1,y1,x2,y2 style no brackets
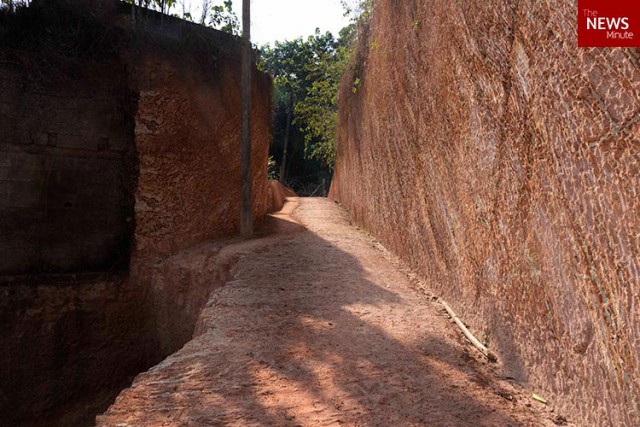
98,198,561,426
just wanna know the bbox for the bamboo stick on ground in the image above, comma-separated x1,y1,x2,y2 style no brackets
439,298,498,362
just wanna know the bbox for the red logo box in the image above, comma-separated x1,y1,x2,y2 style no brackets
578,0,640,47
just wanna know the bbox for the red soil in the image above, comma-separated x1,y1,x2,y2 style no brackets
98,198,564,426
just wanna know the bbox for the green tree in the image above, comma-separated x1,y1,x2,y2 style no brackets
294,26,354,169
260,27,353,186
261,36,319,182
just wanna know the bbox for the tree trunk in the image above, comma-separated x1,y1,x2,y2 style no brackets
279,99,292,184
160,0,165,27
200,0,209,25
240,0,252,237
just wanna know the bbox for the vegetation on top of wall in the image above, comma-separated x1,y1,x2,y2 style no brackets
121,0,239,34
339,0,373,98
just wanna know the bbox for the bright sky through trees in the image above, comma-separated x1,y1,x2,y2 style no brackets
231,0,349,45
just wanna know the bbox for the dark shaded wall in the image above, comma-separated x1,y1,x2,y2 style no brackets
0,275,146,427
0,3,272,426
0,58,135,275
330,0,640,425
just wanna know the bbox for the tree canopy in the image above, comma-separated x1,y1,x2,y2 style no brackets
259,25,354,193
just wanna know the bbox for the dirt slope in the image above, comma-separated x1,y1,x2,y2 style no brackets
98,198,561,426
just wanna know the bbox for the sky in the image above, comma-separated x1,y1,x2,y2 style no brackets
182,0,352,46
231,0,351,46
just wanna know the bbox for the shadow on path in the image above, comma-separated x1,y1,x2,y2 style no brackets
98,198,554,426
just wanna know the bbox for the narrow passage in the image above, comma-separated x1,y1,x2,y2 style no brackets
98,198,557,426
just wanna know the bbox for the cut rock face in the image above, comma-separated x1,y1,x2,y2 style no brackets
329,1,640,425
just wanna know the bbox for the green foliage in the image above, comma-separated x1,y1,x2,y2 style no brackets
267,156,278,180
121,0,238,34
351,76,361,93
257,0,372,192
261,27,353,173
258,0,374,192
207,0,238,34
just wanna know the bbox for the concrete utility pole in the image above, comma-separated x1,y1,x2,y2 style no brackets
279,100,291,184
240,0,253,237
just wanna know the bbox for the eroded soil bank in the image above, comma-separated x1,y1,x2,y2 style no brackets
99,198,564,426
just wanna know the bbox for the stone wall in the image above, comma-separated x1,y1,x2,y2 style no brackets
0,3,272,425
132,52,271,259
0,58,135,275
130,45,272,357
330,0,640,425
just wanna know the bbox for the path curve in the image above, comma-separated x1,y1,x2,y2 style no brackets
98,198,560,426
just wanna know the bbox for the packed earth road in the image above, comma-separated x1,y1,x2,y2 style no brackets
98,198,564,427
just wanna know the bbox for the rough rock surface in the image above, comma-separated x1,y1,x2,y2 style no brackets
0,7,272,425
329,0,640,425
98,198,559,427
0,57,135,275
133,52,272,258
